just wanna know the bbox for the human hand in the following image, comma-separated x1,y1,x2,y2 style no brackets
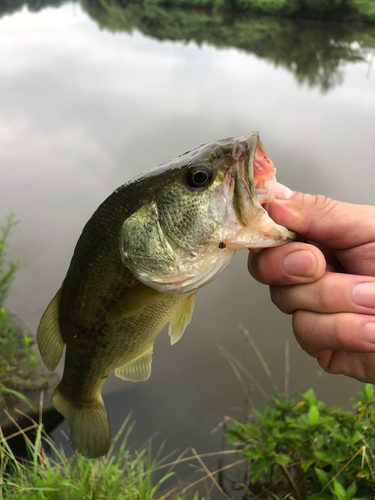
249,181,375,383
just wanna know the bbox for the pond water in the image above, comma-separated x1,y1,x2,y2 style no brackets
1,0,375,492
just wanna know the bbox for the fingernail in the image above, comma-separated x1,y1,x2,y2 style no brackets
364,323,375,343
282,250,317,278
263,180,293,200
353,282,375,309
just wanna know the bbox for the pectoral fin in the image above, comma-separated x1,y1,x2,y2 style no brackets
107,284,163,323
115,346,153,382
168,294,196,345
36,288,65,371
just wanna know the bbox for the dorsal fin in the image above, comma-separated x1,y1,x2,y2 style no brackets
36,288,65,371
168,294,196,345
114,346,153,382
106,284,163,323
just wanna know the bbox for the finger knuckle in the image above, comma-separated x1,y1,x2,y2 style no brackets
300,194,340,231
311,194,338,214
316,275,333,309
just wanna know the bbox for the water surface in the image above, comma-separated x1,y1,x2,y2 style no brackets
1,1,374,489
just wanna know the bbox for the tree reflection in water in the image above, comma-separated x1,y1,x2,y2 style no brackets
1,0,374,92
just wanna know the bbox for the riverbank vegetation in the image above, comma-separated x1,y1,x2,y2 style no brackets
214,330,375,498
0,212,20,308
224,385,375,498
0,214,46,398
1,384,375,499
0,414,204,499
0,307,46,394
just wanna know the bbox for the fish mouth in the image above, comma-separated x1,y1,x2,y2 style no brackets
234,132,276,190
224,133,296,249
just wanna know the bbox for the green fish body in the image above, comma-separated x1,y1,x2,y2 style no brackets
37,133,295,458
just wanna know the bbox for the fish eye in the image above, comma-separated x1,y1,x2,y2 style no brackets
186,164,212,189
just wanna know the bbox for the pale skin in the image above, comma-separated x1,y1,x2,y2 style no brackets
248,181,375,384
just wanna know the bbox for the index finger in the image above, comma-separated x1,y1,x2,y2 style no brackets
248,241,326,286
266,189,375,250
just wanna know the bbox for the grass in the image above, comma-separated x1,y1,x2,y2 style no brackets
0,411,191,500
0,212,21,309
0,400,246,500
0,390,233,500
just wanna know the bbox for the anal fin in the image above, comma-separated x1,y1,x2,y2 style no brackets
107,284,162,323
36,288,65,371
168,294,196,345
115,346,153,382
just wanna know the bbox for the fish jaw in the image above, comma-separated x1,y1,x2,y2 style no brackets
220,133,296,250
134,245,236,294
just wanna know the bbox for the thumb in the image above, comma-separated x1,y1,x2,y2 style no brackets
264,182,375,250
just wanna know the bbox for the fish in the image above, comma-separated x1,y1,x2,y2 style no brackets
37,132,295,458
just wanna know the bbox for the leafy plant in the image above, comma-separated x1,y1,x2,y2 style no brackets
0,213,46,395
224,385,375,499
0,307,46,393
0,211,21,308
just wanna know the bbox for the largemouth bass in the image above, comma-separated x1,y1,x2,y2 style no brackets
37,133,295,458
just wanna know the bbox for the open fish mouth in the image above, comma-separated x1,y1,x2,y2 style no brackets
234,132,278,209
224,133,296,248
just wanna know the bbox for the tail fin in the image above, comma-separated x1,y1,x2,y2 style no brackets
52,384,111,458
